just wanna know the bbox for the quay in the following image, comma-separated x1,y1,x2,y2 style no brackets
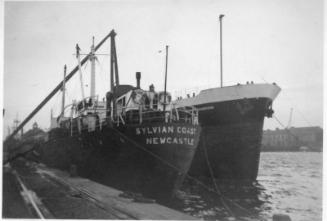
3,158,195,220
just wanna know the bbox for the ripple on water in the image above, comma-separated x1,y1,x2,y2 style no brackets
167,152,322,221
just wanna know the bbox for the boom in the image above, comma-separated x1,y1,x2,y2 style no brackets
5,30,116,142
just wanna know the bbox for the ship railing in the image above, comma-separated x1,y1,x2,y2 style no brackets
63,105,198,136
116,113,126,126
173,84,220,100
176,108,199,125
60,103,75,117
66,115,103,136
62,115,198,136
67,115,116,136
75,95,103,114
115,106,198,125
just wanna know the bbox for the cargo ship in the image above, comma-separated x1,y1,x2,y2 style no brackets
175,83,281,180
9,30,200,201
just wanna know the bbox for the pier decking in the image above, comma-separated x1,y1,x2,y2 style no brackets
3,158,195,220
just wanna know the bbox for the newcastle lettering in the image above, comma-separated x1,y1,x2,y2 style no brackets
146,137,194,145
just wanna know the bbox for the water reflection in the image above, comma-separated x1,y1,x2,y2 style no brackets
167,152,322,221
168,179,269,220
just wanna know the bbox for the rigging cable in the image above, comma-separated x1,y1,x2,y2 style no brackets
6,117,260,219
95,56,109,98
67,64,83,104
273,114,306,147
51,91,62,117
260,76,314,127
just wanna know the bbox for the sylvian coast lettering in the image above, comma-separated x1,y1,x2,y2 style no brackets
135,125,197,146
136,126,197,135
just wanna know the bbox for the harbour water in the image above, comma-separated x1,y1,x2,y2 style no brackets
257,152,322,221
170,152,322,221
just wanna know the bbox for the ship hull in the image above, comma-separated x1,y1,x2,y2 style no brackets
190,98,268,180
176,84,281,180
38,122,200,201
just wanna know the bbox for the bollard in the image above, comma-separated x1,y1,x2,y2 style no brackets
273,214,291,221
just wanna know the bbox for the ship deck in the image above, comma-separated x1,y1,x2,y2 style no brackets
3,158,195,220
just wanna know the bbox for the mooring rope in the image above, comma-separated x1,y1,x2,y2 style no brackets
57,120,257,217
201,128,255,217
200,131,235,217
8,119,257,219
108,125,256,218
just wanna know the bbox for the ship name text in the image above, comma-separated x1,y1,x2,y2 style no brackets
135,125,197,146
136,126,197,135
145,137,194,145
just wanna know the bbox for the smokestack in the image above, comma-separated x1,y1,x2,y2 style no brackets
149,84,155,92
136,72,141,89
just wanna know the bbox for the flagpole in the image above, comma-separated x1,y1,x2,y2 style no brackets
163,45,169,112
219,14,225,88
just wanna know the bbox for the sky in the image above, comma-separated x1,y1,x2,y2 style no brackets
2,0,324,136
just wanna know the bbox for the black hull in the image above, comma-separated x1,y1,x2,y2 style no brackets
38,122,200,201
189,97,270,180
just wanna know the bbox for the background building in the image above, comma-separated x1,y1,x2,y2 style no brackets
261,126,323,151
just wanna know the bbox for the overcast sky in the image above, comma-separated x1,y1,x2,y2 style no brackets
2,0,323,136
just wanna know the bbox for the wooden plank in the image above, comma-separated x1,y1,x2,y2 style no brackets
35,164,196,220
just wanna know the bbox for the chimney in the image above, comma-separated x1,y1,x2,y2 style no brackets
136,72,141,89
149,84,155,92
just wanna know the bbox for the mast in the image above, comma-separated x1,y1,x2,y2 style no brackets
287,108,293,129
5,30,115,142
61,65,67,116
163,45,169,112
90,36,96,98
219,14,225,88
113,35,119,87
13,113,20,132
110,30,119,119
110,30,119,91
76,44,86,100
13,113,21,138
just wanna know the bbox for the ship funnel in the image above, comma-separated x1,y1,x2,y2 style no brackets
136,72,141,89
149,84,155,92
